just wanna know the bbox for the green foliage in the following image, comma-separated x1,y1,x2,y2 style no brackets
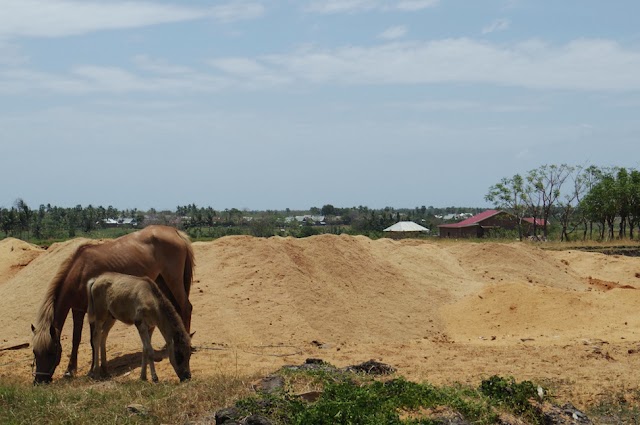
480,375,541,419
249,217,277,238
289,380,404,424
231,374,512,424
488,164,640,241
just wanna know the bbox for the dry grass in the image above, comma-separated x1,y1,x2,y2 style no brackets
0,373,260,425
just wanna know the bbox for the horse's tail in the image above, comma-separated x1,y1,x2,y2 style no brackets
177,230,195,297
86,278,97,323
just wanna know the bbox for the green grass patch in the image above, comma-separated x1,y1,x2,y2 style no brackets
224,371,549,425
4,371,633,424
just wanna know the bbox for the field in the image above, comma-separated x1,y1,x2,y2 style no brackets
2,234,640,422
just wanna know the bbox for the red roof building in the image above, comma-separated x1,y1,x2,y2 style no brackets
438,210,516,238
438,209,547,238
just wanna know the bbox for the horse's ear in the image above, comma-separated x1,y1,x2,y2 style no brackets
31,324,35,333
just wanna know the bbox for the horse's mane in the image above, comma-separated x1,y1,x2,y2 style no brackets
32,243,92,351
147,278,190,346
176,230,195,297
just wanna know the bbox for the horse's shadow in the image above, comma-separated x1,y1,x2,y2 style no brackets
99,348,168,378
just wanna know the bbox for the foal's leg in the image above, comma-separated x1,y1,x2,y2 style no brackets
65,309,85,378
89,321,96,373
135,322,158,382
99,318,116,377
88,319,102,379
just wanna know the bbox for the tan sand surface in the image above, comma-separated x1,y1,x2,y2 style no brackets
1,235,640,408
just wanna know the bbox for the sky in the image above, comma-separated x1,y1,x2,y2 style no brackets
1,0,640,211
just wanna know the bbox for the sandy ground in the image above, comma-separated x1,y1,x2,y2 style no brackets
1,234,640,408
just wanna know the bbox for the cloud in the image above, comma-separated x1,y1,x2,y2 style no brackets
378,25,408,40
397,0,439,11
2,38,640,95
306,0,438,14
482,19,510,34
0,40,27,66
386,99,543,113
0,63,231,95
133,55,194,75
208,57,291,88
209,2,265,23
0,0,264,39
260,38,640,91
210,57,269,75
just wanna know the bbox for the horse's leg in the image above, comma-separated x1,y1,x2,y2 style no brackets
100,318,116,377
65,309,85,378
136,322,158,382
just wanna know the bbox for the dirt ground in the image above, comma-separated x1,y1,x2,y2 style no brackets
1,234,640,408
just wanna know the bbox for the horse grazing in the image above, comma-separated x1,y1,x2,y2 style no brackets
87,272,192,382
31,225,194,384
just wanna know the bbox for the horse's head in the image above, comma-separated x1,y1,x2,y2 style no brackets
168,332,191,382
31,323,62,384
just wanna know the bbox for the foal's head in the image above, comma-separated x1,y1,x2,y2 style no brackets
168,331,191,382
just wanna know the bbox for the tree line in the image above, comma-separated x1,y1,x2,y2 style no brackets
6,164,633,243
486,164,640,241
0,199,481,243
0,201,145,240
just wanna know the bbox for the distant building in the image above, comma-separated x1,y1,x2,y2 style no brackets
285,215,326,225
438,210,509,238
101,218,138,228
383,221,430,239
384,221,430,232
438,210,546,238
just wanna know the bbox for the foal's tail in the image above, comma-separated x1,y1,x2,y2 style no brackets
86,278,97,323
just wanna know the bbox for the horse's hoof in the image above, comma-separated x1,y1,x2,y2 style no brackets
63,371,74,379
152,377,159,383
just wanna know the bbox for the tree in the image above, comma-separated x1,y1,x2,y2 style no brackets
0,208,17,237
14,198,32,239
485,174,527,240
81,204,96,233
556,165,590,241
615,168,631,238
249,217,276,237
525,164,572,238
32,205,46,239
628,170,640,239
581,172,617,240
321,204,336,216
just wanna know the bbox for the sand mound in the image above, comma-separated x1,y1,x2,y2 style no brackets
0,238,44,285
0,238,95,344
2,234,640,406
444,242,588,290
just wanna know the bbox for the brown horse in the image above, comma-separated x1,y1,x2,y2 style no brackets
87,272,191,382
31,225,194,383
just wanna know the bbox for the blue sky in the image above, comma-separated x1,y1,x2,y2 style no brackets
1,0,639,211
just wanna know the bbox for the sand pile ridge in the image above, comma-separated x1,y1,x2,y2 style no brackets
1,234,640,406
